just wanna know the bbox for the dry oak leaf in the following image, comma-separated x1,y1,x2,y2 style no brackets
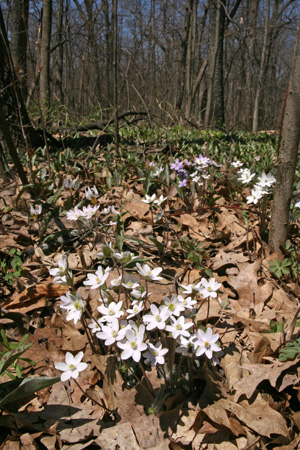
6,283,69,313
203,394,289,438
226,259,273,308
233,358,300,402
95,422,141,450
211,250,249,274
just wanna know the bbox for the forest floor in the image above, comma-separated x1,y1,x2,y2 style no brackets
0,127,299,450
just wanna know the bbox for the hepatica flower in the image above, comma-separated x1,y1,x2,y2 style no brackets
143,342,168,366
142,193,157,205
117,324,147,362
83,266,111,289
193,328,221,360
60,292,86,325
200,277,221,299
55,351,87,381
98,300,124,322
66,206,82,221
143,304,170,330
136,263,163,281
165,316,193,339
49,255,72,285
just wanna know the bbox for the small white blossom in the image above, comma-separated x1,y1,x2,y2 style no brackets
246,188,264,205
200,277,221,299
165,316,193,339
142,194,157,205
153,195,167,206
55,351,87,381
96,318,127,345
117,324,147,362
88,318,102,334
193,328,221,360
60,292,86,325
126,300,144,319
83,266,111,289
143,304,170,331
81,204,99,219
136,263,163,281
143,342,168,366
175,335,196,355
98,300,124,322
231,160,243,168
237,168,255,184
161,295,185,317
295,201,300,208
66,206,82,221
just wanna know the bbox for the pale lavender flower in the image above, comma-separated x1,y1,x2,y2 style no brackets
66,206,83,220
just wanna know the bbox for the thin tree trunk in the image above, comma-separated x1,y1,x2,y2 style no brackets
112,0,119,153
252,0,269,133
53,0,64,103
269,16,300,253
40,0,52,107
10,0,29,97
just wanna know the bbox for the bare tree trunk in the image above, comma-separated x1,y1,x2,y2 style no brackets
252,0,269,133
53,0,64,104
269,15,300,253
245,0,259,130
10,0,29,97
204,0,221,128
40,0,52,107
112,0,119,153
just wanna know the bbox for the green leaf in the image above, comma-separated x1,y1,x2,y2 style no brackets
279,340,300,362
0,376,60,412
149,237,164,256
0,343,32,375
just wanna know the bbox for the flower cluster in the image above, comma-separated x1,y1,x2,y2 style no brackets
170,151,220,188
51,255,223,379
234,165,276,205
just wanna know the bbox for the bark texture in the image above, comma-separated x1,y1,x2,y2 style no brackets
269,15,300,252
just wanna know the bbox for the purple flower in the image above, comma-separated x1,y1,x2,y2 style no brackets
170,158,184,172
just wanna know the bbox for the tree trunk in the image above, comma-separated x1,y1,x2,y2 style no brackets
0,5,37,150
40,0,52,107
112,0,119,153
53,0,64,104
10,0,29,98
269,15,300,253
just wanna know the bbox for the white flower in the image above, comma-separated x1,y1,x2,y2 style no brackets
153,195,167,206
64,179,75,190
49,255,72,284
66,206,82,220
83,266,111,289
60,292,86,325
143,304,170,330
131,288,147,299
81,204,99,219
257,172,276,188
136,263,163,281
179,282,202,295
126,300,144,319
117,324,147,362
231,160,243,168
143,342,168,366
98,300,124,322
246,188,264,205
121,274,140,291
193,328,221,359
96,318,127,345
177,295,197,310
200,277,221,299
101,205,119,215
142,194,157,205
55,351,87,381
113,251,137,264
152,166,164,177
30,205,42,218
295,201,300,208
88,318,102,334
175,335,196,355
165,316,193,339
161,295,185,317
237,168,255,184
85,186,98,204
